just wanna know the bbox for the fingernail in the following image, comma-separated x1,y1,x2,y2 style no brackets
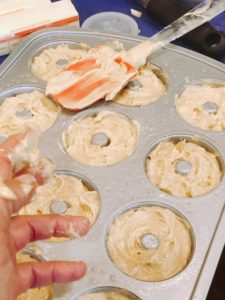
21,184,33,197
0,182,17,201
16,175,36,197
16,174,36,185
31,158,55,185
71,261,87,278
24,126,40,149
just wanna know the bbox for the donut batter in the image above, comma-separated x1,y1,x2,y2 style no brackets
16,252,53,300
114,64,166,106
146,140,222,197
0,91,60,136
19,174,100,240
31,43,89,81
62,110,140,166
107,206,192,282
79,291,138,300
176,83,225,131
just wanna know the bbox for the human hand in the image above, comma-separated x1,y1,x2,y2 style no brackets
0,128,90,300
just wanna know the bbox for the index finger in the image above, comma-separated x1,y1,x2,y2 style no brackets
10,215,90,251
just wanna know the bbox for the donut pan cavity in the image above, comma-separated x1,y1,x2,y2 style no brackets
77,286,141,299
0,28,225,300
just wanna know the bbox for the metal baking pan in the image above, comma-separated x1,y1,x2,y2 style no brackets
0,28,225,300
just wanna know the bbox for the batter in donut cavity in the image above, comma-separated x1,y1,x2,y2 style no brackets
107,206,192,282
31,43,89,81
19,174,100,241
0,91,60,136
62,110,140,166
16,252,53,300
78,291,139,300
114,64,167,106
176,83,225,131
146,140,222,197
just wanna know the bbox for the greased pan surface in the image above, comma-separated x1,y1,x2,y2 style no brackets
0,28,225,300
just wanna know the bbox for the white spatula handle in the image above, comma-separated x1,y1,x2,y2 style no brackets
151,0,225,47
127,0,225,67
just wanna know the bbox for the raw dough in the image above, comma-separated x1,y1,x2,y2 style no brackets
16,252,53,300
31,43,89,81
62,110,140,166
176,83,225,131
19,174,100,240
114,64,166,106
107,206,192,281
146,140,222,197
78,290,138,300
0,91,60,136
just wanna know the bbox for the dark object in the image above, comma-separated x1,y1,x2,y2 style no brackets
207,245,225,300
146,0,225,59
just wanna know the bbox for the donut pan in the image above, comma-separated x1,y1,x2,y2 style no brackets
0,28,225,300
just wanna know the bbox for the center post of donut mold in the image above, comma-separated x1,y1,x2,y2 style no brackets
202,101,218,114
141,233,160,250
175,160,192,176
56,58,69,69
126,79,143,91
50,200,68,214
16,108,32,119
91,132,110,147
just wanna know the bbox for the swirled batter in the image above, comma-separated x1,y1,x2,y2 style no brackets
79,290,138,300
176,83,225,131
16,252,53,300
19,174,100,240
31,43,89,81
114,64,166,106
62,110,140,166
146,140,222,197
107,206,192,282
0,91,60,136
